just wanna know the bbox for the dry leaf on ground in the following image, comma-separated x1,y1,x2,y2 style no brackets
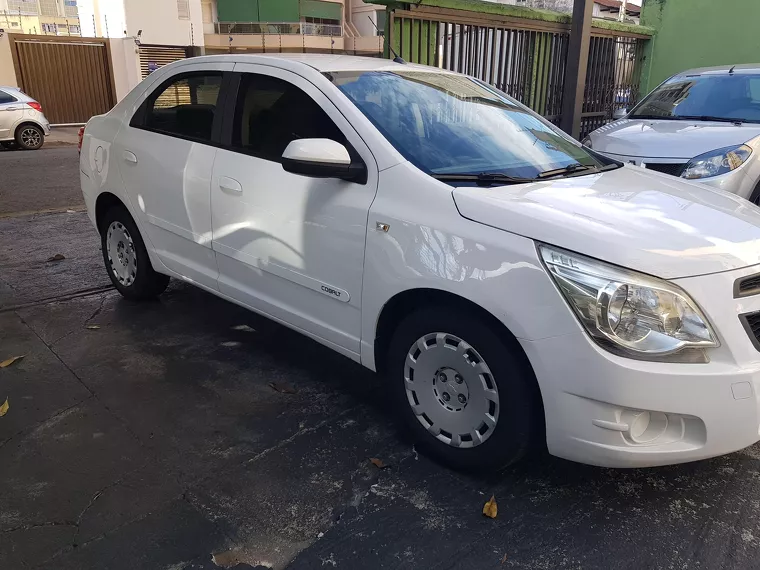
0,399,8,417
369,457,389,469
232,324,256,332
46,254,66,262
268,381,297,394
0,355,24,368
501,553,508,564
483,495,498,519
85,325,101,330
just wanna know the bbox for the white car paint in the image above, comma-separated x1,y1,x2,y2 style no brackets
0,86,51,144
80,54,760,468
586,65,760,201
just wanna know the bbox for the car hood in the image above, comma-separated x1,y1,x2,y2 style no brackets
453,165,760,279
589,118,760,159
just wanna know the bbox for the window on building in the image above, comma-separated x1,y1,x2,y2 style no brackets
230,73,346,162
7,0,39,15
38,0,59,17
133,72,222,144
41,23,56,33
177,0,190,20
0,90,18,104
69,24,80,34
302,16,340,26
57,23,68,29
375,9,386,36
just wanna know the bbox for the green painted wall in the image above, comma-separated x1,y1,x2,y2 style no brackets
259,0,299,21
217,0,259,21
641,0,760,94
218,0,339,22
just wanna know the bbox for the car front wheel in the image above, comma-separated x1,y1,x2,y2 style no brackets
15,124,44,150
387,306,541,471
101,205,169,300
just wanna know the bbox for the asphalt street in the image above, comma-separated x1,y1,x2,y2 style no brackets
2,145,760,569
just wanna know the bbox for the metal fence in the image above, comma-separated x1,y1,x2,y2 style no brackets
215,22,343,37
389,5,649,138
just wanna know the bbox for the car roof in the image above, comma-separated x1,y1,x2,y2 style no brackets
188,53,453,74
676,63,760,77
0,86,32,100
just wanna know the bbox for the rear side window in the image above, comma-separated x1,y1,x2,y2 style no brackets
0,90,17,104
132,72,222,143
229,73,346,162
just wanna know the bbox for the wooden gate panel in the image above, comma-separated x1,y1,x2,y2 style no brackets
10,35,116,124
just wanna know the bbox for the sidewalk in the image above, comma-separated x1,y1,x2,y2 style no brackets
46,126,80,146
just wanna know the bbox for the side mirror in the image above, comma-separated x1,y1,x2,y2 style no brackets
613,108,628,120
281,138,366,183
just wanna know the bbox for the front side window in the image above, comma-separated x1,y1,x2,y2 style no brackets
329,70,604,181
230,73,346,162
136,72,222,143
631,73,760,123
0,90,17,104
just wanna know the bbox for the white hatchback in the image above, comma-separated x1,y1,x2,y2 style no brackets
81,54,760,470
0,86,51,150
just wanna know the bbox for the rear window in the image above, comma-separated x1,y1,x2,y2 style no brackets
631,73,760,123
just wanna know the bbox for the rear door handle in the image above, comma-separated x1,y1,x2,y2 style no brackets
3,106,20,111
219,176,243,194
123,150,138,164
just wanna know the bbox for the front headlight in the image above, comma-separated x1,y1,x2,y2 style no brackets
539,245,719,361
681,144,752,180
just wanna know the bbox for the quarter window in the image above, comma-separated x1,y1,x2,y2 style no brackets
0,90,17,104
229,73,346,162
134,72,222,143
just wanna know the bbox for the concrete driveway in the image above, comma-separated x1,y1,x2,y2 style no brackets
2,146,760,569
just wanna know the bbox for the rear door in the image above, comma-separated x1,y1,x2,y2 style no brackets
114,62,233,290
0,89,21,140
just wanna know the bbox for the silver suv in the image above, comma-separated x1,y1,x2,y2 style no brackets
0,86,51,150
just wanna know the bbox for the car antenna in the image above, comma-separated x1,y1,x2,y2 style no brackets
368,15,406,64
729,65,736,75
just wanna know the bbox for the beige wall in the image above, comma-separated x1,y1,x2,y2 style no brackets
0,34,18,87
109,37,141,101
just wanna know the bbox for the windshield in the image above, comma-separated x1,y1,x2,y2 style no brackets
630,72,760,123
327,70,606,180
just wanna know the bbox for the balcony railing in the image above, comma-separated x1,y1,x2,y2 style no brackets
215,22,343,37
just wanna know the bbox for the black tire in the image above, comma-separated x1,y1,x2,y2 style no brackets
100,205,169,300
15,124,44,150
386,306,541,471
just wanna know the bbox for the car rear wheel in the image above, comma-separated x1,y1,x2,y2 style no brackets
101,205,169,300
15,124,44,150
386,306,541,471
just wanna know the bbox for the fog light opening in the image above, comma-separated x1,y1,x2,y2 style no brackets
626,411,669,444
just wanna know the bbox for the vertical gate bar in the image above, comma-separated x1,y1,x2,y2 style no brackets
442,22,450,70
457,24,465,74
488,27,497,85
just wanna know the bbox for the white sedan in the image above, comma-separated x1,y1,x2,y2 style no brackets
81,54,760,470
584,65,760,203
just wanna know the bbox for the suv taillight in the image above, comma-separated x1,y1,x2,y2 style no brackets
27,101,42,112
78,126,85,153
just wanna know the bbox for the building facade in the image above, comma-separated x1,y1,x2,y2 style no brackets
203,0,385,54
0,0,81,36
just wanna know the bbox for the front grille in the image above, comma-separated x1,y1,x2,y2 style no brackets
644,162,686,177
736,274,760,298
740,312,760,351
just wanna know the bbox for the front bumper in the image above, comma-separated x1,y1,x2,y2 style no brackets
524,263,760,468
599,150,760,200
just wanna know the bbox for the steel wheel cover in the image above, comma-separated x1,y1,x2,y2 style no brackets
404,332,500,448
106,221,137,286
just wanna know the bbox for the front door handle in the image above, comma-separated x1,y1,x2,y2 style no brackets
123,150,138,164
219,176,243,194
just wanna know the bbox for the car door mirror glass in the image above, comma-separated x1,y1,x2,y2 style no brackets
282,138,361,181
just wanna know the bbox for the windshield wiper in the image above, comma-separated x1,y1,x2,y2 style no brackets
538,163,596,178
677,115,745,124
432,172,536,186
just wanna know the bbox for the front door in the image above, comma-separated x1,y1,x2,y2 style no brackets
0,89,20,140
115,62,233,290
210,64,378,356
